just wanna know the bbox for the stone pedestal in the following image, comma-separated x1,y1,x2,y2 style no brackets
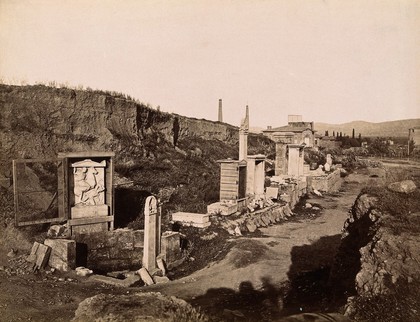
161,231,182,269
44,239,76,271
71,204,108,218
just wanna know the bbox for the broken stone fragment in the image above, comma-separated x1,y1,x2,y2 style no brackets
313,189,322,196
137,267,154,285
47,224,70,238
245,220,257,232
154,276,170,284
387,180,417,194
227,227,236,235
7,249,17,258
75,267,93,277
27,242,51,270
234,225,242,236
260,215,270,226
305,203,312,209
156,257,167,276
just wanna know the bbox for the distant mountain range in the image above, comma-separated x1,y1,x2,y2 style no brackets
314,119,420,138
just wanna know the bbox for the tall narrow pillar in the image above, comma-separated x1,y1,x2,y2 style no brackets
143,196,160,272
239,107,249,161
218,99,223,122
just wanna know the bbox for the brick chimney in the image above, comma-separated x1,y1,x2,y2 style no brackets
218,99,223,122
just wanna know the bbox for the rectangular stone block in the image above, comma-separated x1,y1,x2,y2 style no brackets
266,187,279,199
161,231,181,267
172,212,210,227
71,204,109,218
44,239,76,271
72,222,107,235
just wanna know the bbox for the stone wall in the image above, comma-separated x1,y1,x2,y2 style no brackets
308,169,342,193
74,228,144,272
73,228,183,272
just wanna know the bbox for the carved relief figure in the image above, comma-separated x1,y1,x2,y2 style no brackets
72,160,106,206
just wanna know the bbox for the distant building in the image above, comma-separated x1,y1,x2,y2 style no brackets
263,115,315,147
382,139,394,146
408,127,420,148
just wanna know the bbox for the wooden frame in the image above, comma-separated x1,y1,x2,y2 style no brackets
12,158,65,226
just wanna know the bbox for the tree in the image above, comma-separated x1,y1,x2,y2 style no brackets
358,133,361,140
368,137,389,155
408,139,415,155
333,131,335,137
352,128,355,138
325,130,329,136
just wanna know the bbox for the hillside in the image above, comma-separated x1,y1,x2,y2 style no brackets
315,119,420,138
0,84,275,214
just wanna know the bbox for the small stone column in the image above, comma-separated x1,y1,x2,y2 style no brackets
143,196,161,272
239,106,249,161
275,142,287,175
239,129,248,161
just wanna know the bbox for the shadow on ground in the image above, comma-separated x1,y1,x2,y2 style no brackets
190,277,287,321
284,234,343,315
189,234,345,321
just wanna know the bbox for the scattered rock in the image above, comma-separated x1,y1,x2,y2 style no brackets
154,276,170,284
200,232,218,241
387,180,417,194
75,267,93,277
7,249,17,258
47,224,70,238
245,220,257,233
137,267,154,286
305,203,312,209
313,189,323,196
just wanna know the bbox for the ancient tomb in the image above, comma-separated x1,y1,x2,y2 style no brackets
246,154,265,198
57,152,115,235
218,159,248,210
287,144,305,177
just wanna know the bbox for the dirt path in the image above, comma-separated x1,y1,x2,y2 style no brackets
145,172,372,318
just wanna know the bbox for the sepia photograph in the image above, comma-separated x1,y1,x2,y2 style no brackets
0,1,419,321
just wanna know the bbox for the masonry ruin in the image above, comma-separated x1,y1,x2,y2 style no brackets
13,151,183,286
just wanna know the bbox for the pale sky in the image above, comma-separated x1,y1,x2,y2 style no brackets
1,0,419,127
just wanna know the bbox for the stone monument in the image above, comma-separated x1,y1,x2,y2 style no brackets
71,159,108,218
57,152,115,235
